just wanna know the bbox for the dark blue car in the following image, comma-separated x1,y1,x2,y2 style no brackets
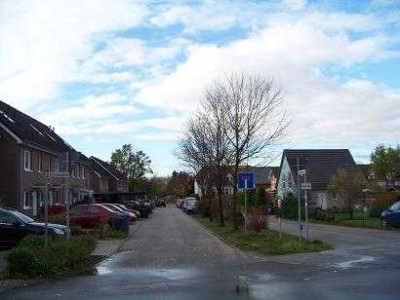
381,201,400,228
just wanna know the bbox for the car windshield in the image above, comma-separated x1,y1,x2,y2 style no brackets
389,201,400,211
11,210,34,223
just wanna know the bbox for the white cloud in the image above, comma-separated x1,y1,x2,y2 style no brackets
0,0,148,109
38,93,142,134
133,13,400,151
283,0,307,11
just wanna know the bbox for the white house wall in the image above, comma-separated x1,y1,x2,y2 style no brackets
277,156,296,199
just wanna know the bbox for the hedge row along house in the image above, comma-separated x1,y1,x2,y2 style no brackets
0,100,128,217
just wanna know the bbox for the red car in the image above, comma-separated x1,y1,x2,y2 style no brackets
102,203,137,224
69,204,119,229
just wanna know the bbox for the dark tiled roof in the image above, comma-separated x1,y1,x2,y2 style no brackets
0,100,69,152
0,100,91,164
243,166,271,185
90,156,127,181
282,149,361,190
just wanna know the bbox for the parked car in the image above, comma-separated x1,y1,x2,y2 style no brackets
69,204,120,229
125,201,151,218
176,199,184,208
185,200,199,214
114,203,141,218
381,201,400,227
102,203,137,224
156,200,167,207
0,208,69,249
182,197,196,213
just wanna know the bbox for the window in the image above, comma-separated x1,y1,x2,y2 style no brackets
38,153,43,172
54,157,59,172
81,165,85,179
49,156,52,172
77,164,81,178
23,191,32,209
0,212,18,224
24,150,32,171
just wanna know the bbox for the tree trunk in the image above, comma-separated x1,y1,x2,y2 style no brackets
218,188,224,226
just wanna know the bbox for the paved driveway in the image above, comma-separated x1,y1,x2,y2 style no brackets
108,206,255,269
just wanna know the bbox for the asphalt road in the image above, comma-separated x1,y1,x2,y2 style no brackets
2,207,400,299
267,217,400,269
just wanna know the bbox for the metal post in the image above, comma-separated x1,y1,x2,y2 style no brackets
65,151,70,239
297,158,302,241
244,179,247,234
44,178,49,248
304,173,309,242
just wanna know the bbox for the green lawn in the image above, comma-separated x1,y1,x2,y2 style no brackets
338,218,382,229
193,215,331,256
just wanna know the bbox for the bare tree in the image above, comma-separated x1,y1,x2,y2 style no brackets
177,89,231,226
220,73,289,229
178,72,289,229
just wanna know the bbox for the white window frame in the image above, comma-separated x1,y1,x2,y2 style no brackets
81,165,85,179
23,191,32,209
38,153,42,173
24,150,32,171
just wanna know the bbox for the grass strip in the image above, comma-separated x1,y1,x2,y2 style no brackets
193,215,331,256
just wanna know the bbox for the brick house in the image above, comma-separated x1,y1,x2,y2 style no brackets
276,149,362,210
0,100,93,217
89,156,129,202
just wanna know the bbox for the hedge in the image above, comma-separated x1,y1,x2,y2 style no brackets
6,235,96,279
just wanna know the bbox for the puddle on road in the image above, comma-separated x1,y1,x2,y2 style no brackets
96,257,116,275
95,257,200,282
336,256,375,269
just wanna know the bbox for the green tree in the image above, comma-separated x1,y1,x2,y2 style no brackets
110,144,152,191
370,144,400,186
328,168,366,218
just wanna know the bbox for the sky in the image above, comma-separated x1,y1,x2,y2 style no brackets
1,0,399,176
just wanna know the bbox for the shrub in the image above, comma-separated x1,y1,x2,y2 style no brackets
247,207,267,233
6,235,96,279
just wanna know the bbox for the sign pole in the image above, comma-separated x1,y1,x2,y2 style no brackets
297,158,302,241
304,173,309,242
44,176,49,248
244,178,247,234
65,151,70,239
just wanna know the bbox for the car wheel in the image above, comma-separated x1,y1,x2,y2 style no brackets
381,219,387,228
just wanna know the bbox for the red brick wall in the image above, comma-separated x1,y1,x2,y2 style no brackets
0,127,18,208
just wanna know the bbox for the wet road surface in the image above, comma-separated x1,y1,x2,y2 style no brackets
2,207,400,299
267,217,400,269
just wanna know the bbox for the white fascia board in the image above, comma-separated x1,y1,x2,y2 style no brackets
0,121,22,143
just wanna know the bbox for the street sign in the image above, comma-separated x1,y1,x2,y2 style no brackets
301,182,312,190
47,171,69,178
298,169,306,176
237,172,255,189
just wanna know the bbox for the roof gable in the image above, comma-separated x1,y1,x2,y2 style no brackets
282,149,360,190
0,100,69,152
90,156,127,181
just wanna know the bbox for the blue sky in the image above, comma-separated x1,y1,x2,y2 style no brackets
1,0,399,176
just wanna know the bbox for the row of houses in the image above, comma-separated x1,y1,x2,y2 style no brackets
194,148,395,211
0,100,130,217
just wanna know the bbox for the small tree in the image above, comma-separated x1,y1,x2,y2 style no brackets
328,168,366,218
110,144,152,192
371,144,400,187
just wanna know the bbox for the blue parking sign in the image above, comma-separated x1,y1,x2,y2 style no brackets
237,172,255,189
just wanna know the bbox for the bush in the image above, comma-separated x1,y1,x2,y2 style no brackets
247,207,267,233
280,193,305,220
6,235,96,279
